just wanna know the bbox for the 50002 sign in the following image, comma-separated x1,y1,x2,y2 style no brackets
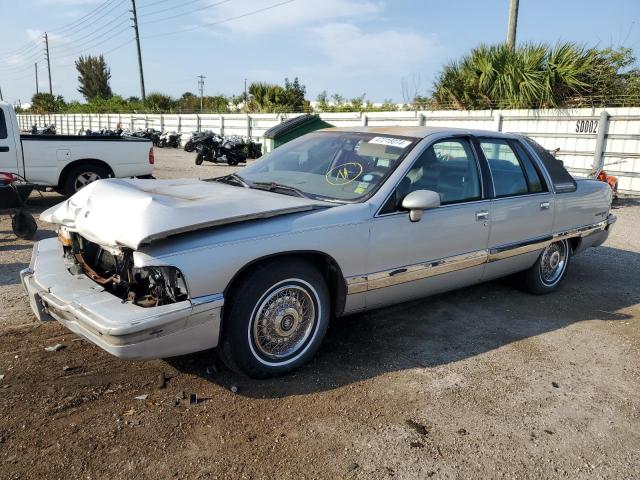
576,119,598,133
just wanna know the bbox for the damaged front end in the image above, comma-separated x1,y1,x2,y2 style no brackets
59,227,189,308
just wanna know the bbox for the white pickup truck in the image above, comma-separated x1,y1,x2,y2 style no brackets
0,102,154,196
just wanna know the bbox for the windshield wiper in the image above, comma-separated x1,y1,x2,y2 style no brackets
250,181,310,198
215,173,249,187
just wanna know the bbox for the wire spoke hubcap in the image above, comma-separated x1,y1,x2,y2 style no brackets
75,172,101,191
540,240,568,285
252,285,316,360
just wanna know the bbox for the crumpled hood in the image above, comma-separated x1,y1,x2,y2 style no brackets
41,178,332,249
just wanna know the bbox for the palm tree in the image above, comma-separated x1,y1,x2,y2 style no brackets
432,42,609,109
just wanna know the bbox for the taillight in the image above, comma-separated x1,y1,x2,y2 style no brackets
149,147,155,165
0,172,16,185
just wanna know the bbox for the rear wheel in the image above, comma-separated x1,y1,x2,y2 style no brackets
62,165,108,196
520,239,571,294
220,259,330,378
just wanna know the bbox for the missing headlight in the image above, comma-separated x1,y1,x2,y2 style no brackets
69,234,189,308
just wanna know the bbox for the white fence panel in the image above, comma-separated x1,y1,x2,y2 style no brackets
17,107,640,193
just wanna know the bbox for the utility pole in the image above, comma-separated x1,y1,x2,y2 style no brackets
44,32,52,94
130,0,146,103
35,62,39,94
506,0,519,50
197,75,206,112
0,86,3,101
244,78,248,104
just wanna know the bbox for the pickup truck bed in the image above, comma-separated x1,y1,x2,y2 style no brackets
1,102,154,195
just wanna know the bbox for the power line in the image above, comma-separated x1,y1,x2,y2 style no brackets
48,0,121,35
136,0,177,9
0,40,43,62
140,0,233,24
55,38,135,67
142,0,297,39
49,20,131,57
51,0,128,39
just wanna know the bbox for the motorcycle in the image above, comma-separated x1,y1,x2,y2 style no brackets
194,133,224,165
79,127,122,136
158,131,182,148
131,128,161,146
31,124,56,135
194,134,261,166
184,130,213,152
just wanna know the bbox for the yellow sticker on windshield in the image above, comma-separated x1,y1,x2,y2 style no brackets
325,162,363,186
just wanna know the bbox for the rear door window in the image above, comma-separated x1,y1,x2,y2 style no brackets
480,139,543,197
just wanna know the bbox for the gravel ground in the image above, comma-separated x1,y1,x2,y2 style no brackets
0,148,639,479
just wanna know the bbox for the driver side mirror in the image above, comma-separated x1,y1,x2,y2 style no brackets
401,189,440,222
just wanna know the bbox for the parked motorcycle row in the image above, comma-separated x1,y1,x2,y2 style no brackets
30,124,56,135
129,128,182,148
184,131,262,166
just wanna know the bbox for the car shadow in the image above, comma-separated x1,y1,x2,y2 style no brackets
166,245,639,398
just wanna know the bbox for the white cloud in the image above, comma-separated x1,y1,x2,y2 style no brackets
203,0,382,35
26,29,68,44
307,22,440,75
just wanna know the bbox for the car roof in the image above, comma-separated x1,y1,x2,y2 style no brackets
322,125,520,139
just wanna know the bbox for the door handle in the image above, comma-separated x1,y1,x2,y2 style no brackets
540,201,550,210
476,210,489,221
0,146,9,152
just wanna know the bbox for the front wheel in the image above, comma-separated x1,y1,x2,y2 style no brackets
520,239,571,294
220,259,330,378
195,153,204,165
184,141,194,152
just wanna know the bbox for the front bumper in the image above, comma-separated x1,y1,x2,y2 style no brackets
20,238,223,360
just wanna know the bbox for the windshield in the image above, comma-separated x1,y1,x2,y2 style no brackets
237,131,419,202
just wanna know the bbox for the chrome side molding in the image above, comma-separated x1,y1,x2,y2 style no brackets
346,217,612,295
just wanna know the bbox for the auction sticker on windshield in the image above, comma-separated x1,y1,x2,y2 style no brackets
368,137,413,148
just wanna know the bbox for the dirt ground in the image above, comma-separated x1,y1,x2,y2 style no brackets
1,149,639,479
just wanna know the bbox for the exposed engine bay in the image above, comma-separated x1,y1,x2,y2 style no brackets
61,230,189,307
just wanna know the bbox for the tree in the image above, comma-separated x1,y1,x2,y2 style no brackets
75,55,112,101
431,42,640,109
283,77,309,112
145,92,175,112
30,93,66,113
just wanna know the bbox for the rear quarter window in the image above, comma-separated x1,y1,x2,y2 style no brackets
0,110,7,139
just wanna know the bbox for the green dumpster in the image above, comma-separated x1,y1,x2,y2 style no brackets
263,114,333,153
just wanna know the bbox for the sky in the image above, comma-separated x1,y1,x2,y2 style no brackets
1,0,639,105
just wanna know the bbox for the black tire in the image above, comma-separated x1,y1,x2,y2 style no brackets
62,164,109,196
195,154,204,165
184,141,195,152
12,211,37,240
520,239,571,295
220,259,330,378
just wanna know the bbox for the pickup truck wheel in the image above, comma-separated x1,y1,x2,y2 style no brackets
220,259,330,378
520,239,571,294
63,165,108,196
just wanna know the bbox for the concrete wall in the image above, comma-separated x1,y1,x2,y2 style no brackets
17,107,640,193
